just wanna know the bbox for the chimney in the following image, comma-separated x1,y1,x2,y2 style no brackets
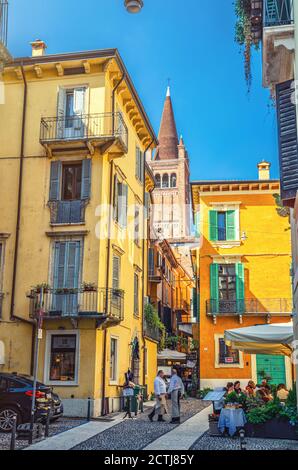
30,39,47,57
257,161,271,180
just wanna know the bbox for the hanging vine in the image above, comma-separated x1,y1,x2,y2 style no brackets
235,0,261,92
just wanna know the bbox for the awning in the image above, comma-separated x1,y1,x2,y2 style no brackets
224,322,294,357
157,349,187,361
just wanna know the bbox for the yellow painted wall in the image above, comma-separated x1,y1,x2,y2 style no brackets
0,55,157,414
195,191,292,383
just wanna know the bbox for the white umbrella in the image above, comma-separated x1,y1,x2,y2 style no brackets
224,322,294,357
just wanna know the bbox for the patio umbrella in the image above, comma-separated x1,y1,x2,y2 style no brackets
224,322,294,357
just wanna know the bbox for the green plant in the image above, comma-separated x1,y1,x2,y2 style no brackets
81,282,97,291
144,303,166,350
225,391,246,406
197,388,213,399
32,283,51,293
247,398,281,424
235,0,260,91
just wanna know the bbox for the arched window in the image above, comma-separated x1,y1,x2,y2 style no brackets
155,174,161,188
162,174,169,188
170,173,177,188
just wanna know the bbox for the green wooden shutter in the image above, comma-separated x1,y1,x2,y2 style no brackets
194,212,200,238
81,159,92,200
49,161,62,201
226,210,236,241
236,263,245,313
192,288,199,320
209,210,218,241
210,264,219,313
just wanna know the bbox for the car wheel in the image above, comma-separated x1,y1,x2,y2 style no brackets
0,407,21,433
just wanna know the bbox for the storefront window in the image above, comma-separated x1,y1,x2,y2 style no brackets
218,338,239,365
49,334,77,382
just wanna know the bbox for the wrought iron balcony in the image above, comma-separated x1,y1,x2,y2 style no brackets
148,267,162,283
40,112,128,157
0,1,8,47
28,287,124,326
143,319,161,343
48,200,88,225
206,298,292,317
264,0,294,27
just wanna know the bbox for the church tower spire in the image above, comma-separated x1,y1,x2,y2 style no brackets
154,86,179,160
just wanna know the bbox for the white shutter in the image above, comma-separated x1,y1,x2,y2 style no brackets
57,88,66,138
74,88,85,115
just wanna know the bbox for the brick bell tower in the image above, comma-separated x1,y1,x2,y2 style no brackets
148,86,191,241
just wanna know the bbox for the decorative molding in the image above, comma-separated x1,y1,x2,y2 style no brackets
46,230,89,238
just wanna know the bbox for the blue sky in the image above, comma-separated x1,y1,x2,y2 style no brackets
9,0,278,181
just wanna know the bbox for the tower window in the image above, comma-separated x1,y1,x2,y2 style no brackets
162,174,169,188
155,174,161,188
170,173,177,188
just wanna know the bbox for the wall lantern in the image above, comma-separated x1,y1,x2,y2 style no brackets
124,0,144,14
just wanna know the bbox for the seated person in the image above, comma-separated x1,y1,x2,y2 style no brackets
257,384,273,403
234,381,242,395
245,380,256,397
277,383,289,401
225,382,234,394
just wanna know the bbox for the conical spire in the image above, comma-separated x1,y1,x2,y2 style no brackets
155,87,179,160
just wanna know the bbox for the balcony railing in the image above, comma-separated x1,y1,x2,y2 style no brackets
144,319,161,343
48,200,88,225
264,0,294,27
0,1,8,47
28,287,124,323
148,267,162,283
40,112,128,152
206,298,292,316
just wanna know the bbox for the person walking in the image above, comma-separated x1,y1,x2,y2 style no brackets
148,370,168,422
168,367,185,424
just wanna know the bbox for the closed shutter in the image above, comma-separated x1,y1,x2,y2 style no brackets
134,273,139,315
209,210,218,241
276,80,298,203
148,248,154,274
236,263,245,313
120,183,128,227
113,174,118,221
49,161,62,201
81,159,92,200
73,88,85,115
192,288,198,320
56,88,65,138
112,255,120,290
226,210,236,241
210,264,219,313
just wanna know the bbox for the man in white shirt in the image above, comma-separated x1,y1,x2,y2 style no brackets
148,370,168,422
168,367,185,424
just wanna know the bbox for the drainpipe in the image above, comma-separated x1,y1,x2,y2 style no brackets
294,0,298,409
101,73,126,416
142,140,154,388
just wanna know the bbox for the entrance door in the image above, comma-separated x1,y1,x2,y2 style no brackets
256,354,286,385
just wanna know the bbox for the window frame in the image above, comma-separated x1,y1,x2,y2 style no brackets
214,334,244,369
109,336,119,385
44,330,80,386
61,162,83,201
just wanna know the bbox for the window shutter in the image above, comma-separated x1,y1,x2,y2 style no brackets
73,87,85,115
134,273,138,315
148,248,154,274
276,80,298,203
66,242,80,289
144,192,150,219
120,184,128,227
194,212,200,237
49,161,62,201
210,264,219,313
136,147,140,180
81,159,92,200
113,174,118,221
236,263,245,313
209,210,218,241
56,88,66,138
226,210,236,241
112,256,120,290
140,150,144,183
192,288,199,320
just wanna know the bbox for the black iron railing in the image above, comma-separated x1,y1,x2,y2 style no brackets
28,287,124,321
0,1,8,47
48,200,88,225
206,298,292,316
144,319,161,342
40,112,128,150
176,300,191,314
264,0,294,26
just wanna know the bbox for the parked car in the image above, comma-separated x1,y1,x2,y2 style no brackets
0,373,63,432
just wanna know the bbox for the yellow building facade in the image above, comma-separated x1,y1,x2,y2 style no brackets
191,162,294,390
0,42,158,416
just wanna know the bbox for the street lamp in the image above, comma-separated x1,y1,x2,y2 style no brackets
124,0,144,14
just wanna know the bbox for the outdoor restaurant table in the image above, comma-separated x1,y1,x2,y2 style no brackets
218,408,247,437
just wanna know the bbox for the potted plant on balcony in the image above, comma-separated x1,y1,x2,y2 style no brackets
81,282,97,292
30,283,51,294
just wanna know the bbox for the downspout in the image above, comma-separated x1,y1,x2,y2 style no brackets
10,64,28,321
101,73,126,416
142,140,154,388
